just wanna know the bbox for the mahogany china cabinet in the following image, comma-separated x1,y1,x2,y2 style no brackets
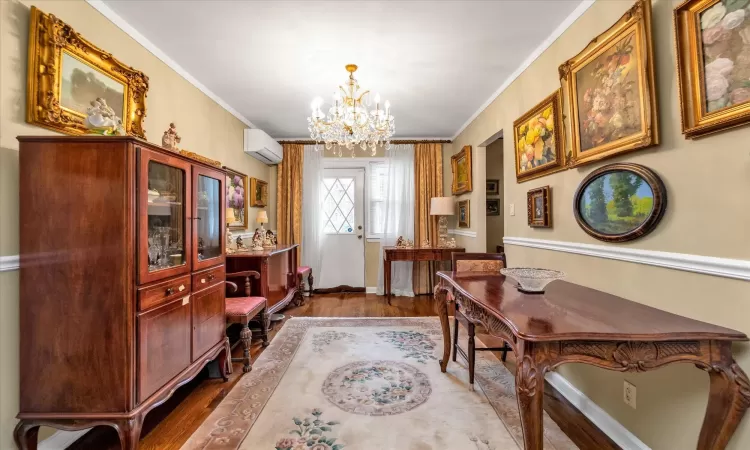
15,136,229,450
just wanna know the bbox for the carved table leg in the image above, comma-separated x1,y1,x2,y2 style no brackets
308,272,314,298
260,310,270,347
434,284,451,373
385,259,392,305
239,323,253,373
13,421,39,450
113,415,144,450
218,336,231,380
697,361,750,450
515,348,547,450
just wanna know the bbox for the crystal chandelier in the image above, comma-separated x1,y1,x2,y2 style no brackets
308,64,394,156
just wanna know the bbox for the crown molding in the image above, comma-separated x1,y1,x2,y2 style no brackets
451,0,595,140
0,255,19,272
86,0,256,129
277,138,452,144
503,237,750,281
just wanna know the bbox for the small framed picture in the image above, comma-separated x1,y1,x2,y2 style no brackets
486,179,500,195
527,186,551,228
486,199,500,216
457,200,470,228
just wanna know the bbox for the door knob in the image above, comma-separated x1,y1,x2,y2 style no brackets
357,225,362,230
357,235,362,239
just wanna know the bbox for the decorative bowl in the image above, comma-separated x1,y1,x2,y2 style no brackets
500,268,566,294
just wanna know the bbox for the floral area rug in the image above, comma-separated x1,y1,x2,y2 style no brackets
181,318,577,450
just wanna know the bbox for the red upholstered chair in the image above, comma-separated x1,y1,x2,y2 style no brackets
451,252,512,385
225,270,269,373
295,265,314,306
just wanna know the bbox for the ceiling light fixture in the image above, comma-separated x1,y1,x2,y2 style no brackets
308,64,394,156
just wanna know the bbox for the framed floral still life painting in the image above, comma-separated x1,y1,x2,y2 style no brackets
559,0,658,167
451,146,473,195
26,7,148,138
675,0,750,138
250,177,269,207
513,89,566,182
574,163,666,243
527,186,551,228
225,168,248,230
457,200,470,228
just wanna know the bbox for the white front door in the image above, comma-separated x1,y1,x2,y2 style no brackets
318,168,365,289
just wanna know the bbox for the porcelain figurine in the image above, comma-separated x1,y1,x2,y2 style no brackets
251,231,264,251
395,236,414,249
235,235,246,249
162,122,181,150
420,239,431,248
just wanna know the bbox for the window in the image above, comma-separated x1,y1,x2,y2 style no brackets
368,162,388,238
322,177,355,234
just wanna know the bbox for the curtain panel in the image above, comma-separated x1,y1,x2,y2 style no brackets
276,143,304,260
301,145,324,283
413,143,443,295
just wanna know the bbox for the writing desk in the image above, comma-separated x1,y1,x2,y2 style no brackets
435,271,749,450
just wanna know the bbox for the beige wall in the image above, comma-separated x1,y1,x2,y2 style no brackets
0,0,275,446
365,241,380,287
485,138,504,252
443,0,750,448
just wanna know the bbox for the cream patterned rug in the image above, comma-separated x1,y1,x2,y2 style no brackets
182,318,577,450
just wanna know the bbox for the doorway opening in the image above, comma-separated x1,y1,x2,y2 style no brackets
484,133,504,253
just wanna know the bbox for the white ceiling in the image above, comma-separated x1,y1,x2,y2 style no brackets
97,0,586,139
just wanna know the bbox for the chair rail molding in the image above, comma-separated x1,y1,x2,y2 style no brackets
0,254,19,272
503,237,750,281
449,229,477,238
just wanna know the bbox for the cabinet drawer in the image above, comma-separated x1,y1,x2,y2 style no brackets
137,296,191,403
192,265,225,291
138,275,191,311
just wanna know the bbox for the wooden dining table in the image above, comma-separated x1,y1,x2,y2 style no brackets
434,271,750,450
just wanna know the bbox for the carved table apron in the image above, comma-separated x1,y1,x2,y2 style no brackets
434,271,750,450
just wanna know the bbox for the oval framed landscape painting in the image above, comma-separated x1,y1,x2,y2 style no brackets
574,163,666,243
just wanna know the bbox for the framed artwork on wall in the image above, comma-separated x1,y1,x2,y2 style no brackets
486,179,500,195
26,6,148,138
675,0,750,138
225,168,248,230
559,0,658,167
486,199,500,216
527,186,551,228
451,146,473,195
250,177,269,207
513,89,566,182
457,200,470,228
573,163,666,243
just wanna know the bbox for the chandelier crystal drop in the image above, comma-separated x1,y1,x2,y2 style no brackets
308,64,394,156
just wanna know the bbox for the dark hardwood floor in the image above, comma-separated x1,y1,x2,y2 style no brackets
68,293,619,450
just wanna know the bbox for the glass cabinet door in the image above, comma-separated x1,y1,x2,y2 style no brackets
192,166,225,271
138,148,192,284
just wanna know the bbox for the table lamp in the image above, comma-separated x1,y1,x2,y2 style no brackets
256,210,268,235
430,197,454,247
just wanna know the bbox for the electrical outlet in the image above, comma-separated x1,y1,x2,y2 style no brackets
509,203,515,216
623,380,636,409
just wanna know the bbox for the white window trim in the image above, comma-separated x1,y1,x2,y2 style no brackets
322,157,387,242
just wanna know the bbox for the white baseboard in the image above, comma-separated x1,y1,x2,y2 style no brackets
38,429,90,450
503,236,750,281
0,254,19,272
366,287,377,294
448,229,477,238
546,372,651,450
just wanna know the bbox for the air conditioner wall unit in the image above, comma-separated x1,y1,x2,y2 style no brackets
243,128,283,165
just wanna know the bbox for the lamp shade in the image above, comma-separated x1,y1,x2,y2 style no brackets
256,210,269,224
430,197,454,216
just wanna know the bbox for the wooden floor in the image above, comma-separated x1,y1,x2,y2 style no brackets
69,293,619,450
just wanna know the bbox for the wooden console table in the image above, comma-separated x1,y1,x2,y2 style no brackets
226,244,300,314
434,271,750,450
383,246,465,303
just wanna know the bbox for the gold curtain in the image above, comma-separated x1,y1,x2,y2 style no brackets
413,143,443,295
276,143,304,261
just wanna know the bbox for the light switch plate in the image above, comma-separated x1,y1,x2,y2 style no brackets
623,380,636,409
509,203,515,216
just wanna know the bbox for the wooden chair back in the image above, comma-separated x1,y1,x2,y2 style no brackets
452,252,507,273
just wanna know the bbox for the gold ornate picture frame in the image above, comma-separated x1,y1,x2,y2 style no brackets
513,89,566,183
225,167,249,230
26,6,148,138
250,177,269,207
675,0,750,138
451,145,473,195
457,200,470,228
527,186,552,228
559,0,658,167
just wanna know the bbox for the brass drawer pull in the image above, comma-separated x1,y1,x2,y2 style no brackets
165,287,175,296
